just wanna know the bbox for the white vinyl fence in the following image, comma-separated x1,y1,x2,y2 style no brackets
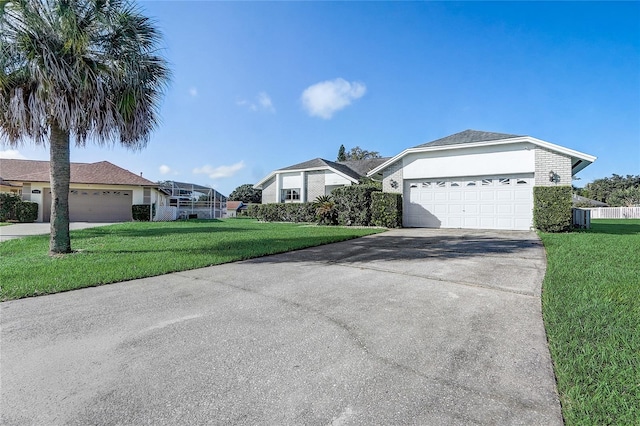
587,207,640,219
154,206,178,221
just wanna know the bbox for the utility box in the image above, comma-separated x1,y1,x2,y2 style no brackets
572,208,591,229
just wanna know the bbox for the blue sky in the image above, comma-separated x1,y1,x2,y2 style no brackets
2,1,639,195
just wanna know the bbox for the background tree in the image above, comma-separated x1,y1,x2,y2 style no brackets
608,187,640,207
579,174,640,203
228,184,262,204
337,144,346,161
0,0,170,254
338,146,381,161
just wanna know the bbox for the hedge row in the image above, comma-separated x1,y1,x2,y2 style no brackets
132,204,156,221
371,192,403,228
248,185,403,228
533,186,572,232
0,193,38,222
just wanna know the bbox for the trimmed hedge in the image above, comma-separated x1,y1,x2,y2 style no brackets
0,193,38,222
371,192,403,228
132,204,155,221
533,186,572,232
247,203,316,223
331,184,381,226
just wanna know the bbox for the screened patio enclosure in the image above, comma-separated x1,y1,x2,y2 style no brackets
158,181,227,220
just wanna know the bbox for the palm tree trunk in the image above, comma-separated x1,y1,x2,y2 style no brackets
49,124,71,255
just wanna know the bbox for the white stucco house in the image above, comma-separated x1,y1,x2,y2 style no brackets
254,157,389,204
0,159,167,222
255,129,597,231
368,130,596,230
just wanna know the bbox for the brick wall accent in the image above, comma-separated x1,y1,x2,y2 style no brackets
535,147,572,186
261,176,276,203
306,171,325,202
382,161,403,194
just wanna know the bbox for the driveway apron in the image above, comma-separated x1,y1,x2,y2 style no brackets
0,228,562,425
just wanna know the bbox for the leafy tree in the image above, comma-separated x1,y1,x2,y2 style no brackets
337,144,346,161
608,187,640,207
0,0,170,255
344,146,381,161
581,174,640,203
228,184,262,204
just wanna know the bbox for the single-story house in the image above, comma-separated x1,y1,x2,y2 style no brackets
254,157,389,203
255,130,597,231
225,201,244,217
0,159,167,222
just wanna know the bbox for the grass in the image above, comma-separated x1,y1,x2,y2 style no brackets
539,219,640,425
0,218,384,301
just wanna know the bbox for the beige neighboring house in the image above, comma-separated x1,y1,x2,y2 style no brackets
0,159,166,222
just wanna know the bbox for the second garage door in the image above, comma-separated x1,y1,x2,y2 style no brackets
404,174,533,230
43,188,133,222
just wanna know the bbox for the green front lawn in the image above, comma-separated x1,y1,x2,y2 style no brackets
539,219,640,425
0,219,384,301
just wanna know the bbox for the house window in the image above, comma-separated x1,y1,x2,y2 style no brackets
481,179,493,186
450,182,460,187
281,189,300,202
436,181,446,187
499,178,510,185
421,182,431,188
466,181,476,187
516,179,528,185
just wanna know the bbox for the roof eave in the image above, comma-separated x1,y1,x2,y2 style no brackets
254,165,360,189
368,136,597,176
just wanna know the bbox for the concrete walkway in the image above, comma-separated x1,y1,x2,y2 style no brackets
0,228,562,425
0,222,115,242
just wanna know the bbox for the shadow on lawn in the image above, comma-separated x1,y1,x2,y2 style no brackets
72,224,255,239
584,221,640,236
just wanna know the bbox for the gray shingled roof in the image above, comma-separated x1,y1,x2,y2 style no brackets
276,157,389,180
414,129,523,149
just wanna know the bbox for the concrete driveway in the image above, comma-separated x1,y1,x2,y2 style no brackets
0,228,562,425
0,222,115,242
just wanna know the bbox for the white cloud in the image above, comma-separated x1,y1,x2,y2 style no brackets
159,164,172,175
257,92,275,112
301,78,366,119
0,149,26,159
237,92,275,113
189,87,198,97
193,161,245,179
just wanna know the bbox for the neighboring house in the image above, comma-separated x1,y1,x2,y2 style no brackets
225,201,244,217
254,157,389,203
0,159,166,223
255,129,597,231
367,129,596,230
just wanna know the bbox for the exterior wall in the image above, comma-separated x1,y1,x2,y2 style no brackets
261,177,277,203
382,160,403,194
17,182,155,222
534,147,572,186
401,143,535,180
306,171,325,202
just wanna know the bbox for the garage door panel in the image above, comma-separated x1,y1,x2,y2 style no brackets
404,175,533,230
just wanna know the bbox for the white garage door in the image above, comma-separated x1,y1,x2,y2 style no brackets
404,174,533,230
44,189,133,222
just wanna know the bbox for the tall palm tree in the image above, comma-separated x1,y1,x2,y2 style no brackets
0,0,170,254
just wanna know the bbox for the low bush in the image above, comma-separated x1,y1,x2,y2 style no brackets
312,195,338,225
371,192,402,228
0,193,38,222
533,186,572,232
132,204,155,221
248,203,316,222
331,184,381,226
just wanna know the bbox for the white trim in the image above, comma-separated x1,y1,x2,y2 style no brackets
367,136,597,177
254,165,359,189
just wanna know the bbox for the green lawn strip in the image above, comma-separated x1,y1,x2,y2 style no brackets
1,219,384,301
539,219,640,425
